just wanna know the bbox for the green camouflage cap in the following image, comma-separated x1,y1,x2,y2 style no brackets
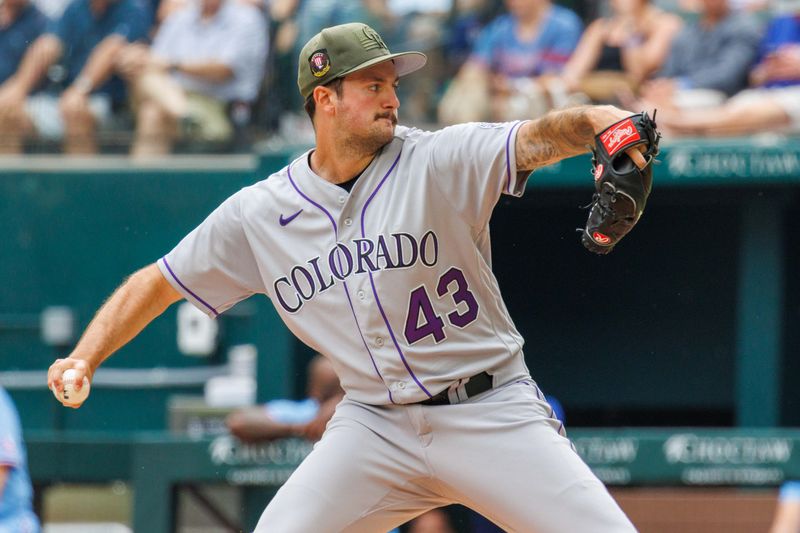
298,23,427,100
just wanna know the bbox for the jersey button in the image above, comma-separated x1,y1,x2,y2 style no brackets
375,337,384,347
397,382,406,390
357,290,365,300
344,218,353,226
338,196,346,204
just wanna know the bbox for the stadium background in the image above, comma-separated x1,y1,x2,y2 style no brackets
2,0,800,531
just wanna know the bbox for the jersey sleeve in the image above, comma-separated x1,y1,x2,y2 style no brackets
425,121,529,228
158,191,265,318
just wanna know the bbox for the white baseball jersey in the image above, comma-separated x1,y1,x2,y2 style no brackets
158,121,533,405
160,121,639,532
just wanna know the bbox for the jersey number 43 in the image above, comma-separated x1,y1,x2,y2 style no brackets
404,267,479,345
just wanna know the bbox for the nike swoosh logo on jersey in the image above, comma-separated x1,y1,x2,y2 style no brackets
279,209,303,226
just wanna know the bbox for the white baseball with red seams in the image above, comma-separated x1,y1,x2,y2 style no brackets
157,122,637,532
53,368,90,404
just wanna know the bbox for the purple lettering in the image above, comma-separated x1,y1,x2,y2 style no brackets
308,256,335,293
328,243,354,280
419,231,438,267
273,277,302,313
391,232,418,269
354,239,378,274
290,265,316,301
374,235,396,269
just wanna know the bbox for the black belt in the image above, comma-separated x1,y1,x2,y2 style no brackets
418,372,494,406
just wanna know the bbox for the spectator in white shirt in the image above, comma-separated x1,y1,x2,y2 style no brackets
117,0,268,157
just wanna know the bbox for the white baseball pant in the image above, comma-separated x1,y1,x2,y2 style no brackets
255,380,637,532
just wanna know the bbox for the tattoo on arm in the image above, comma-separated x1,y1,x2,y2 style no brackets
515,106,597,171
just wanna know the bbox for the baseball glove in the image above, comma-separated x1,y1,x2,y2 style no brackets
579,111,660,254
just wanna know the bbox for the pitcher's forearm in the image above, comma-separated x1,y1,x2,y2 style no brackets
68,263,182,373
515,105,637,171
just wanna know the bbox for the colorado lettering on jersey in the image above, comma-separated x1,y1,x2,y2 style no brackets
274,231,439,313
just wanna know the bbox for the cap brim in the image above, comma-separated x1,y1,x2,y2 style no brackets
338,51,427,80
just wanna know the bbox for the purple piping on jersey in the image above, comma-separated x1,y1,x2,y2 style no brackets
340,279,395,403
360,150,433,398
161,257,219,317
287,162,395,404
504,121,523,194
287,164,339,234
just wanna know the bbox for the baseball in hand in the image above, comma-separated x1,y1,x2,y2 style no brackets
53,369,90,405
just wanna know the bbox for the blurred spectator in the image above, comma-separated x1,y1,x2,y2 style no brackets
387,0,451,17
558,0,683,104
749,1,800,89
676,0,769,11
0,386,40,533
226,354,344,443
155,0,266,27
443,0,502,74
655,5,799,136
294,0,382,51
155,0,189,25
439,0,583,124
34,0,72,19
635,0,762,111
384,0,453,123
770,480,800,533
0,0,48,154
0,0,149,154
117,0,268,157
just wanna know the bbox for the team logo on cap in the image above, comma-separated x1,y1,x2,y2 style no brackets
309,49,331,78
359,27,387,51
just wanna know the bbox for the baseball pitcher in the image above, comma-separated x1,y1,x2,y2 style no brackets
48,23,657,532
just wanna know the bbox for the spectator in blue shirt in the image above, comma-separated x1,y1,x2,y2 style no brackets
750,9,800,89
0,0,149,154
226,354,344,443
0,0,48,154
439,0,582,124
0,386,40,533
443,0,503,74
